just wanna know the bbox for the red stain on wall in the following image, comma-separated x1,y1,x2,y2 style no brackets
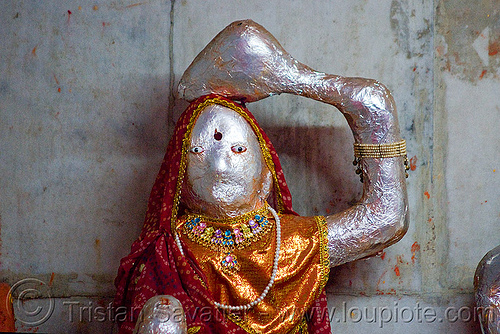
95,239,102,266
49,272,55,287
424,191,430,199
126,2,145,8
480,69,487,79
409,156,417,171
377,270,387,286
0,214,2,268
411,242,421,264
377,288,397,295
0,283,15,331
489,40,500,56
411,241,421,253
393,255,405,277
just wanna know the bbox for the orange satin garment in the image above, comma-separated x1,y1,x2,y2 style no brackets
177,213,330,334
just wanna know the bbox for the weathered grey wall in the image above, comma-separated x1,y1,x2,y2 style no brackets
1,0,498,332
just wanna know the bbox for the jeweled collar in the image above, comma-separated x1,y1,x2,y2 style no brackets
180,204,273,248
183,204,269,226
178,203,275,273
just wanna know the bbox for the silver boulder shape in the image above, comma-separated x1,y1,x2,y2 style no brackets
475,245,500,334
133,295,187,334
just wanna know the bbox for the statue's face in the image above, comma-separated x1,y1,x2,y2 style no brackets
182,104,272,217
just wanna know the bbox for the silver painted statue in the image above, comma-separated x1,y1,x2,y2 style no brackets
179,19,409,266
128,19,409,333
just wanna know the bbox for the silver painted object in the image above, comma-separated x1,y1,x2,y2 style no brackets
133,295,187,334
475,245,500,334
178,19,409,267
139,19,410,332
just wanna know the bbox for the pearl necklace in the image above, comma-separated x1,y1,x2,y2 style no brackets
174,205,281,311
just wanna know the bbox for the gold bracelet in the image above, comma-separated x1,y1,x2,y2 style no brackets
352,140,410,182
354,139,407,158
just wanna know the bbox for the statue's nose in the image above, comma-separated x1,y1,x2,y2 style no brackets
209,151,229,175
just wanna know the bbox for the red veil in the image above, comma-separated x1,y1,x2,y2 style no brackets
114,94,330,333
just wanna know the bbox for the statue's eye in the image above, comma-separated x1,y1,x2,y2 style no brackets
190,146,204,154
231,145,247,153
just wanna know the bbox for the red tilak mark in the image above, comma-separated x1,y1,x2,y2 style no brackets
394,265,400,277
480,70,487,79
424,191,430,199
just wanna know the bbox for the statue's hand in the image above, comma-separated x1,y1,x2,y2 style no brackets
178,20,309,102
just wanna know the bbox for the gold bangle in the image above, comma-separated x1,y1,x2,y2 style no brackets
352,140,410,182
353,139,407,158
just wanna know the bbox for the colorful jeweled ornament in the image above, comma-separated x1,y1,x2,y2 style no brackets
180,205,274,273
220,252,240,273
